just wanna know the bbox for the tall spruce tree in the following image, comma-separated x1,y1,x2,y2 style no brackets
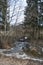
24,0,39,39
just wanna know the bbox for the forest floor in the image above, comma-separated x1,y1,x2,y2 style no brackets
0,38,43,65
0,55,43,65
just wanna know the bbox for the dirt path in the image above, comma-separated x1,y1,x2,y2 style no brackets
0,56,43,65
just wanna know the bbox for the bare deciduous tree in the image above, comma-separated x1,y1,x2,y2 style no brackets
0,0,24,49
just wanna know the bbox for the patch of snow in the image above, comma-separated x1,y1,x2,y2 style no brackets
25,37,27,39
0,49,7,53
2,52,43,62
42,48,43,52
15,53,28,58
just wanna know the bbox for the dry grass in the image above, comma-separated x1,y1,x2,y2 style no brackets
0,55,43,65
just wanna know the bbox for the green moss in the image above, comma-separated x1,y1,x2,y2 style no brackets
30,50,40,57
23,49,43,58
